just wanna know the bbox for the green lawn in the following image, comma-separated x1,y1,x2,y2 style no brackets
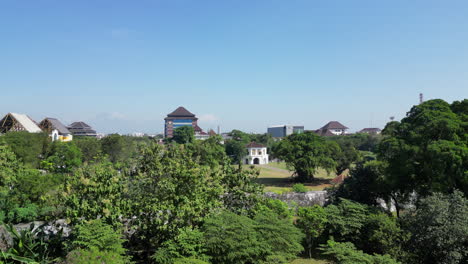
245,162,337,193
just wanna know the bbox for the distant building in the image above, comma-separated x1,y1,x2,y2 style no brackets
359,128,382,135
244,142,269,165
39,118,73,142
0,113,42,133
164,106,199,138
67,122,97,137
315,121,349,136
268,125,304,138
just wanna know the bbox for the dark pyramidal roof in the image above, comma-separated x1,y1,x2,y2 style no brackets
167,107,195,117
319,121,349,130
67,121,97,136
69,121,93,129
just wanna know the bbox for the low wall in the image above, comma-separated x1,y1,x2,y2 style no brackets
264,191,328,207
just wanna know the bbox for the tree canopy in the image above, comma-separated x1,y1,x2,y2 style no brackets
273,131,341,181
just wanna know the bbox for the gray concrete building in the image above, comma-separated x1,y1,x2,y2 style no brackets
267,125,304,138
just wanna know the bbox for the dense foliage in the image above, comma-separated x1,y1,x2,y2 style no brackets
1,98,467,264
273,131,341,181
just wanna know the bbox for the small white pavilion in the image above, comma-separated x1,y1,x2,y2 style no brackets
244,142,269,165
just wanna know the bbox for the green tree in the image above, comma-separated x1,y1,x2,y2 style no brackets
321,240,400,264
379,99,468,197
221,164,264,216
330,161,388,207
66,219,130,264
225,140,247,164
42,141,82,173
273,131,340,182
0,132,49,168
172,126,195,144
101,134,128,163
127,143,224,261
296,205,328,258
188,135,227,167
152,227,208,264
402,191,468,264
74,136,102,163
254,211,304,261
63,162,129,226
201,211,268,264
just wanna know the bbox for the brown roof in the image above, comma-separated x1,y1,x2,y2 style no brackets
246,142,266,148
319,121,348,130
166,107,195,117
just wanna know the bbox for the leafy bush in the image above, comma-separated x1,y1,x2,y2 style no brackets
321,240,400,264
152,227,208,264
6,203,39,223
292,184,308,193
71,219,127,254
402,191,468,264
202,210,303,264
65,248,128,264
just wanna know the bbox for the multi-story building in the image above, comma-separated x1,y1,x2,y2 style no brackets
164,106,198,138
267,125,304,138
67,121,97,137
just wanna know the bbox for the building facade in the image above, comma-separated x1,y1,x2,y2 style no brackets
268,125,304,138
164,106,199,138
244,142,269,165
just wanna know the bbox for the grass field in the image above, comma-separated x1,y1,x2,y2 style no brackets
249,162,337,194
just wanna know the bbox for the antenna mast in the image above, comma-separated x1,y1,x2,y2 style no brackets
419,93,424,104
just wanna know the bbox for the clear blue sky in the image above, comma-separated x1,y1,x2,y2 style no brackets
1,0,467,134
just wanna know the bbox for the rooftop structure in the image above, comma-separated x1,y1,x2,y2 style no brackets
0,113,42,133
39,117,73,142
267,125,304,138
67,121,97,137
315,121,349,136
164,106,199,138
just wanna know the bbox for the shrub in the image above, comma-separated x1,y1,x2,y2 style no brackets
292,184,308,193
321,240,400,264
65,248,128,264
